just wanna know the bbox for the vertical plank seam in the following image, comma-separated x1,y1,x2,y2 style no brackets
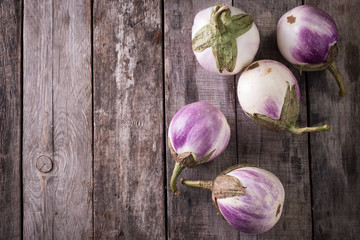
51,1,55,238
234,76,240,240
305,71,315,240
90,0,95,239
161,0,168,239
302,1,315,240
231,4,239,167
20,0,24,238
231,2,241,240
51,0,55,154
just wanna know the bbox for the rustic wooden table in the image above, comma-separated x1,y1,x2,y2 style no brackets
1,0,359,239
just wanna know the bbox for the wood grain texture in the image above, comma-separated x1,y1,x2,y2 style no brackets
234,1,313,239
23,0,93,239
0,0,22,239
0,0,358,239
305,0,360,239
93,0,165,239
164,1,239,239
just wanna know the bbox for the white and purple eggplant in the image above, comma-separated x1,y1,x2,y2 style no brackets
237,60,330,134
277,5,345,96
168,102,230,195
181,165,285,234
192,3,260,75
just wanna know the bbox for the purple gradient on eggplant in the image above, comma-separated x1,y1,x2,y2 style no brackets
261,61,301,120
256,61,301,120
263,97,281,119
217,167,284,234
292,27,337,64
258,71,301,120
291,6,338,64
168,102,230,160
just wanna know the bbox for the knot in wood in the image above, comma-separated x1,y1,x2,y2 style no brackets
36,155,53,173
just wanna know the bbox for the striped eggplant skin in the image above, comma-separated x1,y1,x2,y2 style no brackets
168,102,230,161
237,60,300,120
216,167,285,234
192,5,260,75
277,5,338,65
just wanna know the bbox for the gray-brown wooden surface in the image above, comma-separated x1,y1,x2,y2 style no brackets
0,0,359,239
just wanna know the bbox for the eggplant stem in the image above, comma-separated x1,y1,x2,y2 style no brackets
327,60,346,97
288,124,330,135
180,178,214,191
215,6,229,16
213,5,229,30
170,162,186,195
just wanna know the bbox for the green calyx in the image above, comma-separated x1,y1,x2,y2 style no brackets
192,3,254,73
181,165,247,220
293,44,346,97
168,139,216,195
247,84,330,135
168,138,215,168
247,84,299,132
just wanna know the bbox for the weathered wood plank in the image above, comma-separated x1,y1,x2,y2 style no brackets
93,0,165,239
0,0,22,239
234,1,313,239
305,0,360,239
164,1,239,239
23,0,93,239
